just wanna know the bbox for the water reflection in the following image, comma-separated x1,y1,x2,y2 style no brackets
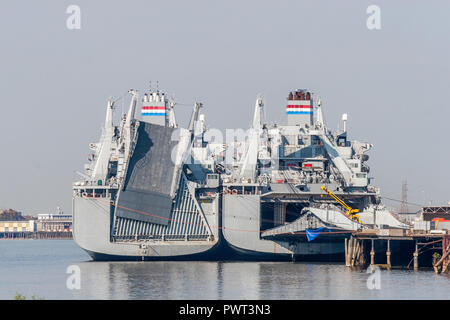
71,261,450,300
2,240,448,300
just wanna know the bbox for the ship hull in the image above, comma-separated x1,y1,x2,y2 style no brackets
82,242,231,261
81,241,345,262
73,195,347,261
224,241,345,262
72,196,221,260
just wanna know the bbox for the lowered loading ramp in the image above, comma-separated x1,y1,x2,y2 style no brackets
115,121,180,225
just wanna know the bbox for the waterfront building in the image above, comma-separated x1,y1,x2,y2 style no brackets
0,220,35,233
36,208,72,232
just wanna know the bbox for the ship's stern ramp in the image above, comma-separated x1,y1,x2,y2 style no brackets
112,174,213,241
112,121,213,241
115,122,178,225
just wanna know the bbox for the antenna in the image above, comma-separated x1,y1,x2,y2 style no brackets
342,113,348,132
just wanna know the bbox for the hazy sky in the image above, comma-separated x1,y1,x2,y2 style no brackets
1,1,449,215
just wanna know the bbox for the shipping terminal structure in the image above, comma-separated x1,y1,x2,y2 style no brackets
72,87,408,261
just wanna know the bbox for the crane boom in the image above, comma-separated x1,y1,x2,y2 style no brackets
321,185,361,223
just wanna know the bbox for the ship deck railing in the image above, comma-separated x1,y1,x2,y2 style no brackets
112,234,211,242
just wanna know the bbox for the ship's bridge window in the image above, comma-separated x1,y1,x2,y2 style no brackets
311,136,320,145
356,173,367,178
337,137,350,147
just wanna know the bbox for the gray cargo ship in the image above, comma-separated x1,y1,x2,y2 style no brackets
72,87,408,261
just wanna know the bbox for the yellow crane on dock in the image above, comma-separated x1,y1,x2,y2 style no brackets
320,185,362,223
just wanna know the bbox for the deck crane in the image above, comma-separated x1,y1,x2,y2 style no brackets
320,185,362,223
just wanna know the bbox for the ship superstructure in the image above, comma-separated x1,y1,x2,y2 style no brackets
73,87,408,261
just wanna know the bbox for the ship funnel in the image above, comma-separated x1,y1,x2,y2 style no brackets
142,88,167,126
286,89,313,126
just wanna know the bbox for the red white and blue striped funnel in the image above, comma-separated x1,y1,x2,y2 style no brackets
141,106,166,116
286,90,313,126
286,100,312,115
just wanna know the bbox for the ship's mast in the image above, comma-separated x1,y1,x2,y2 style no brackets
188,102,202,134
91,98,115,183
168,99,177,128
239,96,264,182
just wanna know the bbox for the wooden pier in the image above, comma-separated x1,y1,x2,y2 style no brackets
0,231,72,240
344,229,449,274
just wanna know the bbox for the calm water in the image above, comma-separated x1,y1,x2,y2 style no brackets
0,240,448,300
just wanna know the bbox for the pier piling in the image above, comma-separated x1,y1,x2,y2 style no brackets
386,239,391,270
345,238,349,267
344,237,365,268
413,240,419,271
370,239,375,266
433,236,450,274
347,231,448,273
